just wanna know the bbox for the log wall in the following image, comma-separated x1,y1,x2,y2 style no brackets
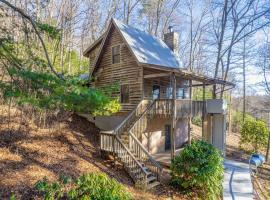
92,25,143,113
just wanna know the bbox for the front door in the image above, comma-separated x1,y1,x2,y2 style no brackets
165,125,171,150
152,85,160,99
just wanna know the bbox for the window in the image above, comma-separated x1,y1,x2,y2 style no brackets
152,85,160,100
177,88,184,99
120,84,129,103
112,45,120,64
166,87,173,99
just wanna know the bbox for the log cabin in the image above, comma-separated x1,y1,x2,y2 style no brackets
83,18,234,189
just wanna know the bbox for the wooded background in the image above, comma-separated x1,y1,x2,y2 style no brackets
0,0,270,116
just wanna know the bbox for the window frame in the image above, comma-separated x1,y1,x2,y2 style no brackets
112,45,120,64
120,84,129,103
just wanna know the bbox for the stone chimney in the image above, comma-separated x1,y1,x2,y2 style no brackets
163,26,179,54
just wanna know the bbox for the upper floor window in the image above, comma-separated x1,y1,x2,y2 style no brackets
120,84,129,103
112,45,120,64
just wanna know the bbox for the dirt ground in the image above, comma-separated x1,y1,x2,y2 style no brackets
1,104,269,200
0,104,187,200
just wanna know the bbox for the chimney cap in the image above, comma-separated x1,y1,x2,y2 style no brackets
168,25,173,33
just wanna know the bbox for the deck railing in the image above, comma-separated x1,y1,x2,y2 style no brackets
149,99,206,118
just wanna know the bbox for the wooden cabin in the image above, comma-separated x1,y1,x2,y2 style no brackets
83,18,234,188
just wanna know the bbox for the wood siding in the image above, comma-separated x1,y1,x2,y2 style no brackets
92,25,143,113
88,42,102,75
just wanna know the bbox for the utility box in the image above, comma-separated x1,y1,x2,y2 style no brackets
206,99,227,114
212,114,226,155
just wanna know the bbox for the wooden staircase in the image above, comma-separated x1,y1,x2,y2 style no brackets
100,100,162,189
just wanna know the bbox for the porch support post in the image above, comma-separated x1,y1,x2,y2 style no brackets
202,82,206,139
170,72,176,160
188,79,192,144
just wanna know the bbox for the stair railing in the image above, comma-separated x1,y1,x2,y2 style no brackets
100,100,152,184
114,100,150,137
128,100,163,180
114,135,149,183
129,133,162,181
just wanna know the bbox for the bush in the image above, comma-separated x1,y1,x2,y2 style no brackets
240,118,269,152
192,116,202,126
35,173,132,200
231,111,254,133
171,140,223,200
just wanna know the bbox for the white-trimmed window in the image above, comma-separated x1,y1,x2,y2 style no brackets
112,45,120,64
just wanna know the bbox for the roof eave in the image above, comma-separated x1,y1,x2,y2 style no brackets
83,34,105,57
142,64,235,87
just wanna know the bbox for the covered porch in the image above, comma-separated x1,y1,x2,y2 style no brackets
142,65,234,163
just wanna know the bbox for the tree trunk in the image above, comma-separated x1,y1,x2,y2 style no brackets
243,37,246,122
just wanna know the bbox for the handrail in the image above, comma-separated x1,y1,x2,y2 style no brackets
128,100,163,180
135,99,156,121
113,100,148,136
115,135,149,175
129,132,162,170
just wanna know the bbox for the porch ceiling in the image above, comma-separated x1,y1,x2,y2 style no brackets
143,66,235,88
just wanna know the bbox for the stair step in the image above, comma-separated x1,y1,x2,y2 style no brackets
135,171,153,179
147,176,156,183
142,166,150,171
147,181,160,189
130,168,152,175
120,135,128,138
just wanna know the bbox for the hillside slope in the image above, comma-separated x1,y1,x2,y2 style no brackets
0,105,185,200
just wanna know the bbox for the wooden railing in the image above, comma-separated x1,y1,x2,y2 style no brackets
151,99,173,117
192,100,205,117
100,100,152,184
129,100,163,180
100,100,151,152
129,133,162,181
114,136,148,183
100,99,205,184
114,100,150,136
100,131,148,183
148,99,205,118
129,100,155,139
175,100,205,118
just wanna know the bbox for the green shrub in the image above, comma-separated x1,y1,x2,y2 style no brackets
192,116,202,126
171,140,223,200
35,177,63,200
240,118,269,152
231,111,254,133
35,173,132,200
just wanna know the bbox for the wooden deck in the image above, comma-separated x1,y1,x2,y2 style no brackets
152,148,184,167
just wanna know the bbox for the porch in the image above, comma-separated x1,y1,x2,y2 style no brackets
152,148,183,167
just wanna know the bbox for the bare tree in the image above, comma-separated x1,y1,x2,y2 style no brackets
140,0,180,37
122,0,141,24
209,0,270,98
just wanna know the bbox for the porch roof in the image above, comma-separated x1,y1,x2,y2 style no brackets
143,65,235,87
